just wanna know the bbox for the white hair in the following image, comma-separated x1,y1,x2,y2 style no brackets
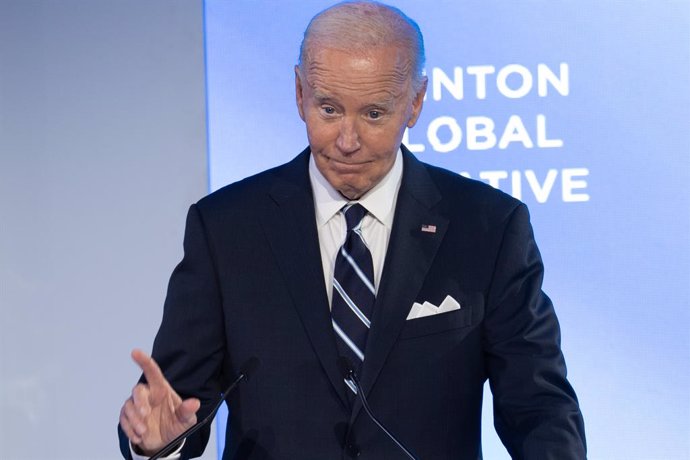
298,1,426,92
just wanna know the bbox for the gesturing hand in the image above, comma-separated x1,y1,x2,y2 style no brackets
119,349,201,456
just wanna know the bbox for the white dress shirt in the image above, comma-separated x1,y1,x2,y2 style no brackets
309,149,403,305
131,439,183,460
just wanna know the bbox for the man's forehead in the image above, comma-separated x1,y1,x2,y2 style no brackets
307,45,408,65
307,76,407,108
303,47,411,87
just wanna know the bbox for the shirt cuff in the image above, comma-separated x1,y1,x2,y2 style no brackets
129,439,185,460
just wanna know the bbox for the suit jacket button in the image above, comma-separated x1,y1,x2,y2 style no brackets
346,443,361,457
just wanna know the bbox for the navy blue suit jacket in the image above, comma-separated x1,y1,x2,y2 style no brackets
119,146,586,459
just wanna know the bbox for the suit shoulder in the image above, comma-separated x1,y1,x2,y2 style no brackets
195,151,309,215
422,162,522,216
196,168,277,212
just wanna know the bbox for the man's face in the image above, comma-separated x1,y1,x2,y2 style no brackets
295,46,426,200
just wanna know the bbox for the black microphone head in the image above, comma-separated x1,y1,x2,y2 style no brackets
240,357,260,381
337,356,355,380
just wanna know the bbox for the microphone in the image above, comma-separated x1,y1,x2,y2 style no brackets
337,357,419,460
148,357,260,460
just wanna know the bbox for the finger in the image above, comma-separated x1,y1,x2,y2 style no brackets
175,397,201,425
131,383,151,417
131,349,167,387
123,397,148,437
120,418,142,445
120,401,143,445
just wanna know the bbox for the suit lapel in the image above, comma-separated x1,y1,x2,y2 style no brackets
260,149,350,410
350,148,449,423
257,147,449,419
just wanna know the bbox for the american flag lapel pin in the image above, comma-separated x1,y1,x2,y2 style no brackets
421,224,437,234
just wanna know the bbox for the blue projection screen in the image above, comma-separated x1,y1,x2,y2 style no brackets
204,1,690,458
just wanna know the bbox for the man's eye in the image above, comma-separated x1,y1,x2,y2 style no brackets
369,110,381,119
322,106,335,115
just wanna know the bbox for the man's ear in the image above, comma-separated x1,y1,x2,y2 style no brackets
407,76,428,128
295,66,306,122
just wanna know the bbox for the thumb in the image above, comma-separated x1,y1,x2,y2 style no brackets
176,397,200,425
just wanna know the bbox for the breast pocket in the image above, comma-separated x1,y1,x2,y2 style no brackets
399,306,473,340
399,291,484,340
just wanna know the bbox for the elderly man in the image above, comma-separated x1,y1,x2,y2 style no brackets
118,2,586,459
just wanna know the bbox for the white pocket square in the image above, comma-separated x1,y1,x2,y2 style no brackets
406,295,461,320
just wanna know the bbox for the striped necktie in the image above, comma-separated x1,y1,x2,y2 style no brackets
331,203,375,393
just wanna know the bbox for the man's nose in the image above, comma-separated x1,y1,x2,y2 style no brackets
336,117,361,154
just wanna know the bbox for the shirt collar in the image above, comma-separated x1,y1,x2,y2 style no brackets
309,149,403,228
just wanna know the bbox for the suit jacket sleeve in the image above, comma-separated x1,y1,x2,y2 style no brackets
484,203,586,459
118,203,227,459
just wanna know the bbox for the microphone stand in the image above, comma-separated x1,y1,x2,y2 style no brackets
339,357,419,460
149,357,259,460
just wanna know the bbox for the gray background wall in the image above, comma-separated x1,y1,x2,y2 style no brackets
0,1,214,457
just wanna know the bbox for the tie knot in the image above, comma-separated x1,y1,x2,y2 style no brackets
342,203,367,232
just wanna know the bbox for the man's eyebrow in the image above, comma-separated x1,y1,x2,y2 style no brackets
312,90,398,109
312,90,335,103
367,97,396,109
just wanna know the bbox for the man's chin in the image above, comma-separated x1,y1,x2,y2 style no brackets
338,189,363,200
333,181,368,200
